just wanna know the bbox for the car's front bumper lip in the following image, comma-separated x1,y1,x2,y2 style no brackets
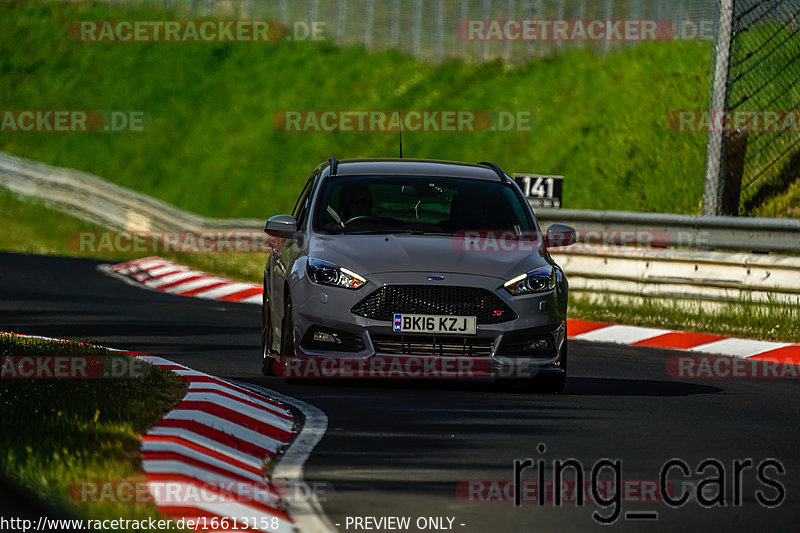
281,319,566,379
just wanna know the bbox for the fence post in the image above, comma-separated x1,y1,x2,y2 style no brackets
364,0,374,51
391,0,400,48
504,0,515,63
524,0,535,60
336,0,347,41
534,0,545,57
702,0,735,216
436,0,445,61
309,0,318,28
554,0,564,53
602,0,613,56
278,0,287,25
458,0,468,60
482,0,491,61
412,0,423,57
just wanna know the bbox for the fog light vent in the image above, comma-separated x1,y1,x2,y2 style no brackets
301,326,366,352
527,339,549,350
313,331,341,344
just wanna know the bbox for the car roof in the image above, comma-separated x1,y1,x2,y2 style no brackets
319,158,509,182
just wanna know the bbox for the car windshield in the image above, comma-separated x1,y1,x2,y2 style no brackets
314,175,535,235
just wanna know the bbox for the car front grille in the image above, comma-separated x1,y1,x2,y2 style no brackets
371,334,494,357
351,285,516,324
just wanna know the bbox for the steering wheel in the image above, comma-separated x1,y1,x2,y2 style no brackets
343,215,384,226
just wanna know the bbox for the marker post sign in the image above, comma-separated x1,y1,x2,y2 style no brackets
513,174,564,208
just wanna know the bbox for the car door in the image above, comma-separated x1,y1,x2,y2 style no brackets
268,172,317,352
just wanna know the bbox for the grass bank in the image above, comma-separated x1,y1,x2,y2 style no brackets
1,1,711,220
0,333,187,528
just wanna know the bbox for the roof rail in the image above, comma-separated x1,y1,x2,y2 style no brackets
478,161,510,183
328,156,338,176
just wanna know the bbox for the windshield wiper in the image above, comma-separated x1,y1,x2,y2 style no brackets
345,228,424,235
345,229,456,236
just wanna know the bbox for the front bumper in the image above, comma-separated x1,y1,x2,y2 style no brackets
280,271,567,379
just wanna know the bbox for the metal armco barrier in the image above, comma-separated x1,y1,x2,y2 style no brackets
0,152,262,233
534,207,800,254
550,246,800,306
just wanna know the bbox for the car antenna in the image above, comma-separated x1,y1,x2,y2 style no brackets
397,110,403,158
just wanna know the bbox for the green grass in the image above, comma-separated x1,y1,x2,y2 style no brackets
728,23,800,217
0,1,712,220
0,334,187,529
571,295,800,344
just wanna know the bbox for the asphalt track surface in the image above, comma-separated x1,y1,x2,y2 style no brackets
2,251,798,532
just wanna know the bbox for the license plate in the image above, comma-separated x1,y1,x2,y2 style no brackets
393,314,477,335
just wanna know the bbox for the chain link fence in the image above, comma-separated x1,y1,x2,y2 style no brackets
100,1,718,61
244,0,718,62
703,0,800,215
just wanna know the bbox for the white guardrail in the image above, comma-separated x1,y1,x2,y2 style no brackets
1,151,799,306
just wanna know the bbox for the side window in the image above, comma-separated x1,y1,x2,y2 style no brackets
292,173,317,230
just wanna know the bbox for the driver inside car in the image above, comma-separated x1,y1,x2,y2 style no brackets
322,183,375,232
339,183,373,222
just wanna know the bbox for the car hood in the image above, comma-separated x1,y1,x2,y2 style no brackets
308,233,549,281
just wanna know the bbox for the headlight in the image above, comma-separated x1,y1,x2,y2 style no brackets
503,265,556,295
307,258,367,290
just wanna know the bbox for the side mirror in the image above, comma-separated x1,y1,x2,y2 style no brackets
265,214,297,234
546,223,577,248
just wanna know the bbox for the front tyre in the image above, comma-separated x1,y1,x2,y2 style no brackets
260,328,276,376
533,338,568,394
280,292,295,356
260,300,276,376
281,293,303,383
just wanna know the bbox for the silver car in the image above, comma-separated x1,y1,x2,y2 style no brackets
261,158,576,392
